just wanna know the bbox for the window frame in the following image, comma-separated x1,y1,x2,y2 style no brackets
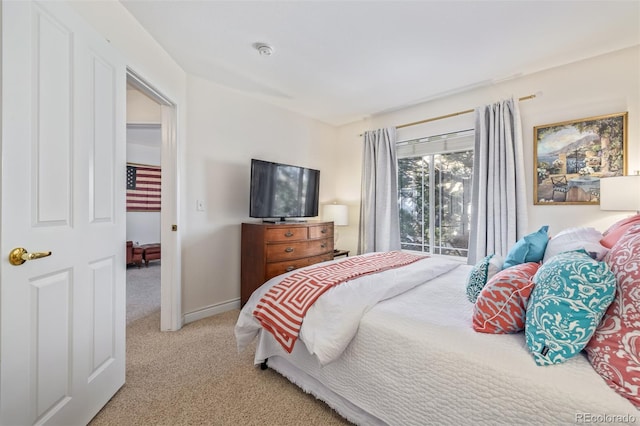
397,130,474,258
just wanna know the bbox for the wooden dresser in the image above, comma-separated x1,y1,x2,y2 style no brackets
241,221,334,305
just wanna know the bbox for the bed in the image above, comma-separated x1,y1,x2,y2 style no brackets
235,220,640,425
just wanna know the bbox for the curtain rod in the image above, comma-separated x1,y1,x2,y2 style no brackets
360,93,538,136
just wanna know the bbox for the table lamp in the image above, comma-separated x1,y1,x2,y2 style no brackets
323,203,349,249
600,174,640,214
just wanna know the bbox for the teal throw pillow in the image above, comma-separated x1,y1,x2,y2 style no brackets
466,254,502,302
503,225,549,269
525,249,616,366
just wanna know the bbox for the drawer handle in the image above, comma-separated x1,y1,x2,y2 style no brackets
284,231,293,237
321,229,327,234
285,247,294,253
321,243,326,248
286,266,295,272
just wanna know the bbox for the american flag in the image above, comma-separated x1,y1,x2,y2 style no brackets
126,164,161,212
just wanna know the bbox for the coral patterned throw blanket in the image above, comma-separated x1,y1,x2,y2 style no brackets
253,251,426,353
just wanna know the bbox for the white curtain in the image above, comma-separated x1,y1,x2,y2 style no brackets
358,127,401,254
468,97,528,264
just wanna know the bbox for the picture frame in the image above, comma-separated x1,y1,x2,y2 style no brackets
126,162,162,212
533,112,627,205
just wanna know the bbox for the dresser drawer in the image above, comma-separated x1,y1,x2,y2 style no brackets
265,252,335,280
306,253,334,265
265,227,308,242
309,224,333,239
310,237,333,254
265,258,309,280
266,237,333,261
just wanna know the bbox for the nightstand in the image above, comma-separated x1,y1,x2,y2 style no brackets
333,249,350,258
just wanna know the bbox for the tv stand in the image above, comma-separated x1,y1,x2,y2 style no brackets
262,218,307,224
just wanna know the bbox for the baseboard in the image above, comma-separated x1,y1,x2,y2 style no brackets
183,298,241,324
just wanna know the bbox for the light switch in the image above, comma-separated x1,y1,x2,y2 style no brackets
196,200,205,211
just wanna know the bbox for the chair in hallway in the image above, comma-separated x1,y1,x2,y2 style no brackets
126,241,143,267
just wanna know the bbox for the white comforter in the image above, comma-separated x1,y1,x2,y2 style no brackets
235,253,462,365
237,254,639,425
250,263,639,425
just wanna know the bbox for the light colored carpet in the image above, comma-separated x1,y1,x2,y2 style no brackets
127,262,161,325
89,309,352,425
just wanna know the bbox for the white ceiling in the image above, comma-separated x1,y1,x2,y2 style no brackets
120,0,640,127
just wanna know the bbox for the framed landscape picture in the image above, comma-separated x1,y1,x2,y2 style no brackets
533,112,627,205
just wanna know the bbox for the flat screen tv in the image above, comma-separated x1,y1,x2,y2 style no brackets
249,159,320,222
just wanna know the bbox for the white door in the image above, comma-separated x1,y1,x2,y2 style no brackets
1,1,127,425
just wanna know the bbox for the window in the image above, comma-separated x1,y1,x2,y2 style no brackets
397,131,474,257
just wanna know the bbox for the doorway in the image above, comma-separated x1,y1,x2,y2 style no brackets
126,70,181,331
125,120,162,323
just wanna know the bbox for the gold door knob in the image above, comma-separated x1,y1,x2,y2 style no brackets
9,247,52,266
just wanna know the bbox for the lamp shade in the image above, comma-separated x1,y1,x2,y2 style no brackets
323,204,349,226
600,175,640,212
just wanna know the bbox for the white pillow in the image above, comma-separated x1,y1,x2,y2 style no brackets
543,227,609,263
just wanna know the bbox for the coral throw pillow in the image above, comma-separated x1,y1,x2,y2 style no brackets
586,224,640,408
600,214,640,248
473,262,539,334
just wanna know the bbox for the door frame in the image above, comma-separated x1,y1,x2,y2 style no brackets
126,68,181,331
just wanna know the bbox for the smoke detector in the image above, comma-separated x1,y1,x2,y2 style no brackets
253,42,274,56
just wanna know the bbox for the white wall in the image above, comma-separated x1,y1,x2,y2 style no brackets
335,46,640,255
182,75,338,314
66,0,640,321
127,89,162,124
68,0,340,321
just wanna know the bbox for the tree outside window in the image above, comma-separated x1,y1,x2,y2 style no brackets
398,150,473,257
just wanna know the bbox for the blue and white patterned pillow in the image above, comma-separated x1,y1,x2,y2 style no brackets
466,254,503,302
525,249,616,366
